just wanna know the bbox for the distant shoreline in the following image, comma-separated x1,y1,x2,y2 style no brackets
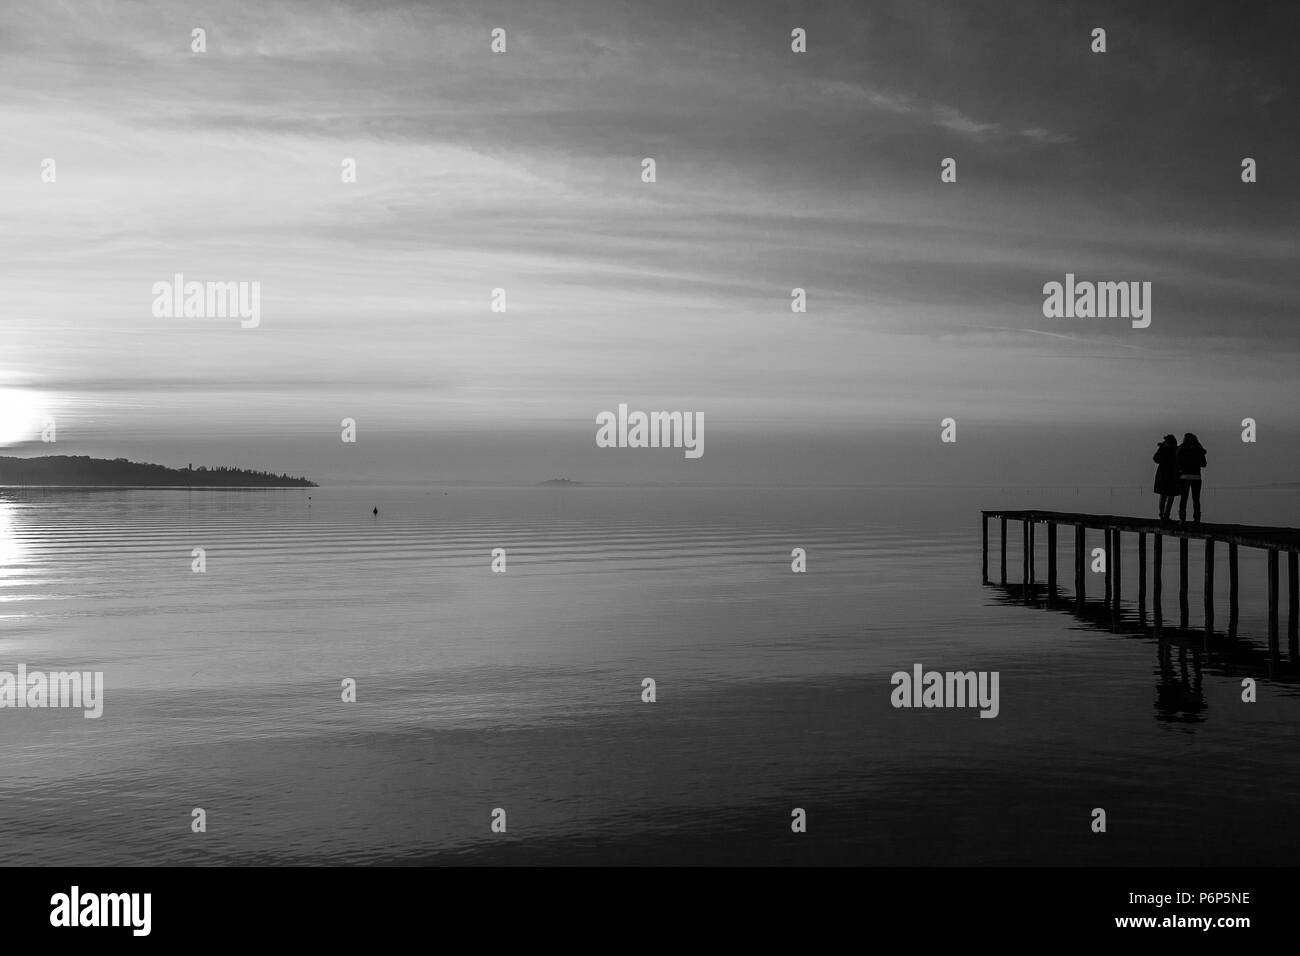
0,484,310,490
0,455,315,488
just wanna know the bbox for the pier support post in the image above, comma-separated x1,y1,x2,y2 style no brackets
1203,539,1214,642
1153,534,1163,634
1047,523,1057,599
1074,524,1085,613
1103,528,1112,609
981,515,988,585
1228,543,1239,639
1028,521,1036,585
1111,530,1122,630
1022,520,1031,601
1000,518,1007,585
1268,550,1280,658
1289,552,1299,661
1179,538,1190,631
1138,532,1147,626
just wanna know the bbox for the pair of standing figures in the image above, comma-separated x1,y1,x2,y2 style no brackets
1153,433,1207,523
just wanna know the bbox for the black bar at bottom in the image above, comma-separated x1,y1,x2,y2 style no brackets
1,866,1280,944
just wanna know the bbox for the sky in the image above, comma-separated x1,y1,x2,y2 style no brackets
0,0,1296,485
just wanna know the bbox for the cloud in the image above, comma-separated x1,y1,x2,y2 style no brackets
0,0,1294,477
819,80,1070,144
1017,127,1074,145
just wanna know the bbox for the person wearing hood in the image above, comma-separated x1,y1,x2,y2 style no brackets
1152,434,1180,521
1177,433,1208,523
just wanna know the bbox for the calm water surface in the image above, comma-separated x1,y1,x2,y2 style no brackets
1,484,1297,865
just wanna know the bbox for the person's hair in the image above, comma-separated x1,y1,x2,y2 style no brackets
1184,433,1199,444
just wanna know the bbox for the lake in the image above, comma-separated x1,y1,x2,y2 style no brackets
1,483,1297,865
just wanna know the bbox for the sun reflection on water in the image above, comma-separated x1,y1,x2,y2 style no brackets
0,496,31,621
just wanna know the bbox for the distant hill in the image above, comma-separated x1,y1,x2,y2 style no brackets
0,455,315,487
537,478,582,486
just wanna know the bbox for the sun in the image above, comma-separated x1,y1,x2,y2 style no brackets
0,389,47,447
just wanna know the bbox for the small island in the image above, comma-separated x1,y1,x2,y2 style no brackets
0,455,316,487
537,478,582,486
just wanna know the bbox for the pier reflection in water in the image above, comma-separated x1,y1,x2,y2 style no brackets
983,509,1300,726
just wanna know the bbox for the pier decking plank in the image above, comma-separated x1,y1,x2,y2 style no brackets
981,510,1300,553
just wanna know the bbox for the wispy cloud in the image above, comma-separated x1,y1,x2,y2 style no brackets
817,80,1071,144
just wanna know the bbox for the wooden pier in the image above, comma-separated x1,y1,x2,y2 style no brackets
981,510,1300,660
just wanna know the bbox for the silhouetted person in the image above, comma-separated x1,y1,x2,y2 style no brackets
1177,433,1207,523
1152,434,1179,521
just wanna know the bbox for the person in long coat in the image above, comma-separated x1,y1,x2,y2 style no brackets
1152,434,1180,521
1177,434,1208,523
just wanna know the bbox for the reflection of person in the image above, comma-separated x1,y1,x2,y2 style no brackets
1152,435,1179,522
1177,434,1208,524
1155,642,1206,724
